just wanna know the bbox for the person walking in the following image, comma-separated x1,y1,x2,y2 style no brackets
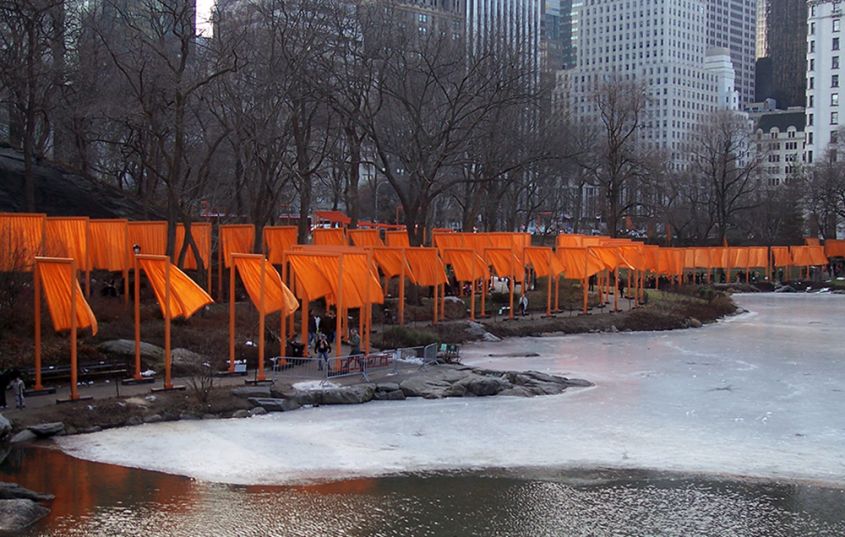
519,294,529,317
349,328,361,356
12,375,25,409
0,369,9,409
314,334,331,372
308,313,320,346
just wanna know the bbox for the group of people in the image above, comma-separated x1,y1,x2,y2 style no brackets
0,369,26,410
284,311,362,372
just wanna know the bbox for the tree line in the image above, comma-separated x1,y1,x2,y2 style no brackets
0,0,835,268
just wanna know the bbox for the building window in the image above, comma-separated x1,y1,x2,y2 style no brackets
834,56,840,69
810,59,815,71
811,22,816,35
832,130,839,144
810,95,815,107
809,113,814,126
833,93,839,106
836,19,842,32
833,111,839,124
833,74,840,87
810,40,816,53
835,38,841,51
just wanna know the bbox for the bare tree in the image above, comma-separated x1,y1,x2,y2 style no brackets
0,0,65,211
691,111,764,243
586,78,652,237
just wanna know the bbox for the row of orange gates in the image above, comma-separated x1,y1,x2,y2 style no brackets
2,212,843,401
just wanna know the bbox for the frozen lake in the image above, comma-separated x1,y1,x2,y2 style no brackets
59,294,845,486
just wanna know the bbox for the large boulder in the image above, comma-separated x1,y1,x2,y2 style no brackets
247,398,301,412
458,374,512,396
0,415,10,443
27,423,65,439
170,347,211,369
231,386,272,398
0,499,50,532
0,482,54,502
321,385,375,405
399,366,473,399
98,340,163,362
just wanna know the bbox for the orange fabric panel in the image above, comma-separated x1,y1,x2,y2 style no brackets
138,257,213,320
556,247,604,280
127,221,167,256
809,246,829,265
45,217,89,271
524,247,560,277
556,234,585,248
639,246,660,271
729,247,749,268
372,248,408,279
313,228,346,246
825,239,845,258
0,212,45,271
433,232,469,253
683,248,696,270
484,248,519,278
288,255,335,300
385,231,411,247
339,253,384,306
404,248,447,286
790,246,828,266
747,247,769,268
446,249,489,281
590,246,633,271
37,259,97,335
349,229,384,248
805,237,821,247
693,248,711,268
264,226,298,264
89,219,129,271
233,256,299,316
174,223,211,270
220,225,255,268
771,246,791,267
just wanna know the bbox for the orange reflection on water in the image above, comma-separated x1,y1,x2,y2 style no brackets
0,446,198,524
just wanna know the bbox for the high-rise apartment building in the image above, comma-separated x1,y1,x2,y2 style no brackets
804,0,844,165
556,0,729,169
705,0,756,106
754,0,807,108
466,0,542,82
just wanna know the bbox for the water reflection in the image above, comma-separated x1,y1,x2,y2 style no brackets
2,447,844,537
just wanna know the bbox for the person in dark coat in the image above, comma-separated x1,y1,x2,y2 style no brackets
0,369,9,409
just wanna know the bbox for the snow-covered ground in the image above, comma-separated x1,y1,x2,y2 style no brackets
59,294,845,485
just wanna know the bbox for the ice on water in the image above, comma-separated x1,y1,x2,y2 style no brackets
59,294,845,485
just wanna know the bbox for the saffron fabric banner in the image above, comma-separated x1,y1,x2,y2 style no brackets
89,219,129,271
220,225,255,268
174,223,211,270
0,212,45,271
45,217,89,271
233,256,299,316
138,257,213,320
264,226,298,264
37,259,97,335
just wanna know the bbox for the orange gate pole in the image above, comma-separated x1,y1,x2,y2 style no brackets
582,276,588,314
508,255,515,320
280,254,287,356
257,259,266,382
432,283,438,325
613,267,619,312
398,252,405,325
228,258,236,373
133,255,142,380
33,264,43,391
164,261,173,390
70,260,79,401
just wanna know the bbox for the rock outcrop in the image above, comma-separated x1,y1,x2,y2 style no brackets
0,499,50,532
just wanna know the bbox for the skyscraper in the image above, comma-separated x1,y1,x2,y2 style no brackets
803,0,843,164
466,0,542,82
705,0,757,106
556,0,728,169
754,0,807,108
